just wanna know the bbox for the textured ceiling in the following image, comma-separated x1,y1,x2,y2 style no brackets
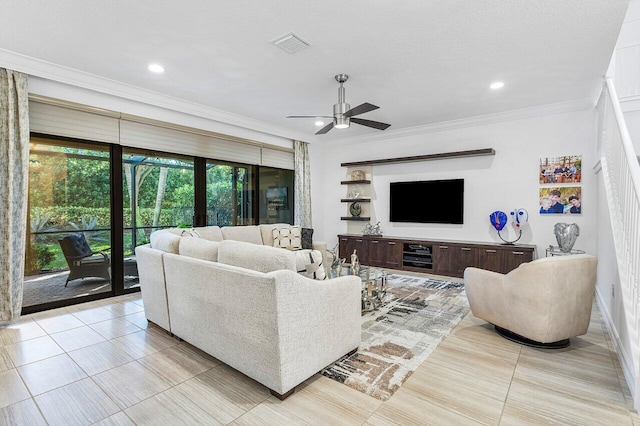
0,0,631,142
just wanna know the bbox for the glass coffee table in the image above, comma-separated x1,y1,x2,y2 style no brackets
327,265,387,312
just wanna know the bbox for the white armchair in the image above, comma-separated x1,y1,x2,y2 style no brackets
464,254,597,348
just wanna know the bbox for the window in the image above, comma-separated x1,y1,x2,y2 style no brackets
259,167,294,224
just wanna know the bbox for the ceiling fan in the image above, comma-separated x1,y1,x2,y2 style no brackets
287,74,391,135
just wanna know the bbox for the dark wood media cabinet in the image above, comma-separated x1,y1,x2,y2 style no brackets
338,234,536,278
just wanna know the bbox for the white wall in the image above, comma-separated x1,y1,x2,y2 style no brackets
311,106,598,258
613,0,640,154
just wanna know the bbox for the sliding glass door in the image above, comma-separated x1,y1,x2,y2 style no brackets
206,161,254,226
258,167,294,224
24,136,112,309
122,149,195,289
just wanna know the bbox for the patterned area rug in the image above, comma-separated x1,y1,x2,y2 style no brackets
320,273,469,401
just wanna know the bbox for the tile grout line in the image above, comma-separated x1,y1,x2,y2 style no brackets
496,344,522,425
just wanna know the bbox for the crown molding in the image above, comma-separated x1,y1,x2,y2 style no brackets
0,49,310,142
323,97,596,146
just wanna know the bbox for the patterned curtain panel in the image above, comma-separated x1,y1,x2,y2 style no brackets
0,69,29,322
294,140,312,228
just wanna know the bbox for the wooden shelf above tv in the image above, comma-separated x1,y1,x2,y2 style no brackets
340,180,371,185
340,148,495,167
341,216,371,221
340,198,371,202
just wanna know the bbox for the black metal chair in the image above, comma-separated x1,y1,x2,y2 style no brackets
58,234,111,287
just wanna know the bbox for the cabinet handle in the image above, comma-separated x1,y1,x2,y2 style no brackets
486,249,497,253
461,247,471,251
372,241,379,244
356,239,363,242
439,246,449,249
388,242,396,245
341,238,347,242
512,251,524,255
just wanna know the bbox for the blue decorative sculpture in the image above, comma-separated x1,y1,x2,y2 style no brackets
491,208,528,244
490,211,508,231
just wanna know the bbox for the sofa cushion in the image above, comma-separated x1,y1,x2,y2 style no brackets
218,240,296,273
221,225,263,245
149,230,181,254
179,237,219,262
301,228,313,250
259,223,291,247
295,249,326,280
197,225,224,242
272,226,302,250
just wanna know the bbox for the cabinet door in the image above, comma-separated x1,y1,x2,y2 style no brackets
366,239,401,268
383,240,401,269
503,249,533,273
340,237,367,264
433,244,453,276
368,239,385,267
450,246,479,277
477,248,504,273
338,236,350,260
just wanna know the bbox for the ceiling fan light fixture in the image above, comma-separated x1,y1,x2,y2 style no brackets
334,116,350,129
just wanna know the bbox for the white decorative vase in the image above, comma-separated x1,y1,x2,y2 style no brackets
554,223,580,253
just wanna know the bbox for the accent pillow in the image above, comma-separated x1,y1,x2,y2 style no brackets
272,226,302,250
180,228,201,238
301,228,313,250
295,249,326,280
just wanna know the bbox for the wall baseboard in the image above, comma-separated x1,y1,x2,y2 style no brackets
595,287,637,409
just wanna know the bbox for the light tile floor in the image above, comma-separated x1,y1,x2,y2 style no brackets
0,292,637,425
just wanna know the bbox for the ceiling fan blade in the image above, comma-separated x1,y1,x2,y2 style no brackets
286,115,333,119
343,102,379,118
350,117,391,131
315,122,334,135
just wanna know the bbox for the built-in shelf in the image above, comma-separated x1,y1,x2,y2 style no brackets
340,198,371,202
341,216,371,221
340,148,495,167
340,180,371,185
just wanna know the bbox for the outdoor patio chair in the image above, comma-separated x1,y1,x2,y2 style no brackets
58,234,111,287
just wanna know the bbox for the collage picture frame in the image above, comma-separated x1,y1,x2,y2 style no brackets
539,155,582,215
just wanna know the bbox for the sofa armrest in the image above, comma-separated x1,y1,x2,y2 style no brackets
134,244,171,332
267,270,361,393
312,240,329,266
463,267,507,328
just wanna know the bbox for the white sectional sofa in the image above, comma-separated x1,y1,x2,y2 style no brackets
135,224,361,399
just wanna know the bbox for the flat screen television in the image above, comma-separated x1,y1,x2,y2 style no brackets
389,179,464,224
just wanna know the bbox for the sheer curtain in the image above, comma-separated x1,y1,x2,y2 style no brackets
0,68,29,322
294,140,312,228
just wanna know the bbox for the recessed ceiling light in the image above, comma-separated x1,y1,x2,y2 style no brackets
490,81,505,90
315,121,324,126
148,63,165,73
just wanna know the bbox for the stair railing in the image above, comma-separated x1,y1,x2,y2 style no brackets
598,77,640,407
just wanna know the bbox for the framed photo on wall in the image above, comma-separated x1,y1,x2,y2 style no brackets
539,155,582,184
539,186,582,214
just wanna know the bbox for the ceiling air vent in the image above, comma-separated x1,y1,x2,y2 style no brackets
271,32,310,54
